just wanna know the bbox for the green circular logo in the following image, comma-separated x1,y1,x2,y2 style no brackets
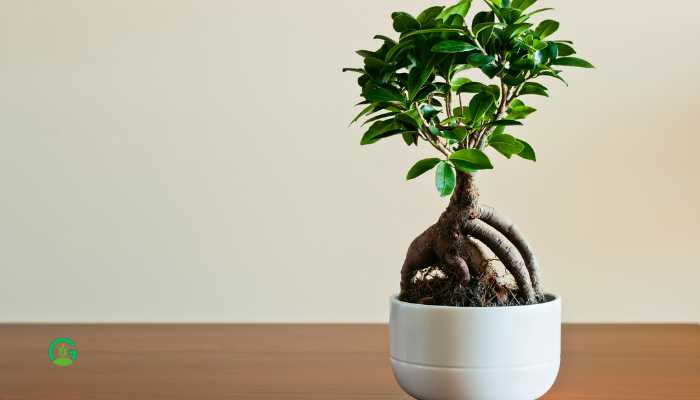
48,337,78,367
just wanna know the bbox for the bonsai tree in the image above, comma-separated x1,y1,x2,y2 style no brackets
345,0,592,306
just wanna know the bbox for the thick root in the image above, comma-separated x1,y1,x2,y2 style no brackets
462,238,516,289
400,225,437,292
462,219,537,303
462,237,489,277
478,205,543,296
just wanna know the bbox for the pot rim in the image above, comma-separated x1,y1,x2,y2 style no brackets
391,293,561,311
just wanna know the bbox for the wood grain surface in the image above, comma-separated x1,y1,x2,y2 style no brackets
0,324,697,399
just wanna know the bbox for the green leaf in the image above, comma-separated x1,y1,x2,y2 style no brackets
554,42,576,56
342,68,364,73
552,56,595,68
365,55,389,73
392,12,420,33
444,13,468,27
469,92,495,121
483,0,503,20
535,19,559,38
503,23,532,39
431,40,479,53
533,43,556,65
408,66,434,101
512,0,538,11
385,40,413,62
456,81,488,93
452,106,470,117
373,35,396,45
540,69,568,86
350,104,374,125
361,111,398,126
468,53,496,66
356,50,375,58
473,21,500,36
397,110,422,127
437,0,472,22
488,133,525,158
473,11,495,28
426,124,439,134
491,119,523,126
449,149,494,170
499,8,523,24
546,42,559,62
363,56,388,78
519,82,549,96
402,131,419,146
450,159,476,174
428,125,466,141
452,127,470,142
507,99,537,119
360,120,403,145
441,116,459,126
511,57,535,70
420,104,441,120
450,77,471,92
508,107,537,120
406,158,442,180
502,72,526,86
435,161,457,197
400,28,465,40
523,7,554,20
516,138,536,161
414,84,438,102
417,6,445,25
362,84,405,103
481,63,502,78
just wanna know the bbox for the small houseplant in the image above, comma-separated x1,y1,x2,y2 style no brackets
345,1,592,399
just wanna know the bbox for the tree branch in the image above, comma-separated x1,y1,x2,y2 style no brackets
416,105,451,157
475,82,513,149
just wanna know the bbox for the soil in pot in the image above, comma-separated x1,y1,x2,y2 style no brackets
400,264,533,307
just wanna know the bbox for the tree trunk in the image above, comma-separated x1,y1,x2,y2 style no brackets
400,172,540,305
401,173,479,287
448,172,480,219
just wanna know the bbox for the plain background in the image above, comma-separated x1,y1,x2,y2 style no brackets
1,0,698,323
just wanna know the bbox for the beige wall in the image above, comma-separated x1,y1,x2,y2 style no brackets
1,0,698,322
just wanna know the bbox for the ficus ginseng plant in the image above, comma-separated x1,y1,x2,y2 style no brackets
344,0,592,306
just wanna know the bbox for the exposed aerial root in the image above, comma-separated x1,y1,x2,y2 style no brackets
462,238,516,289
462,218,536,303
478,205,543,297
400,224,437,292
462,237,489,277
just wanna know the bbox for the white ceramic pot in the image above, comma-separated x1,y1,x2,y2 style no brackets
390,294,561,400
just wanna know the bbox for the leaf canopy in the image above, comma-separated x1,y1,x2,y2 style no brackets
345,0,592,198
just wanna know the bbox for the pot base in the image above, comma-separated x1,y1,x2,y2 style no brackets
390,294,561,400
391,357,559,400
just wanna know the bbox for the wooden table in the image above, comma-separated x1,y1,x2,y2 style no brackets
0,324,697,399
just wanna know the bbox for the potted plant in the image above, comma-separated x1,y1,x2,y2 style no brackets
345,0,592,399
